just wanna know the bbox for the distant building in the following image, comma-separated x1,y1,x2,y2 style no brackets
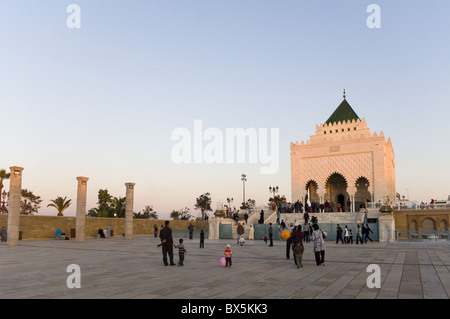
290,91,396,212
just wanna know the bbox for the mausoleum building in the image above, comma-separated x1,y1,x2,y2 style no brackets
290,92,396,212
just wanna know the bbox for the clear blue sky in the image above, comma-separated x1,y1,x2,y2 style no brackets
1,1,449,218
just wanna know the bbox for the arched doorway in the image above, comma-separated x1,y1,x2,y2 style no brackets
337,194,345,212
305,180,320,212
355,177,371,210
422,218,436,231
325,173,348,212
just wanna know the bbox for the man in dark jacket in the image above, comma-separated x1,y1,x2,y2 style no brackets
336,224,344,244
159,220,176,266
188,223,194,240
291,226,304,267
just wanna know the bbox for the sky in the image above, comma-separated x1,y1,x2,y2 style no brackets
1,1,449,219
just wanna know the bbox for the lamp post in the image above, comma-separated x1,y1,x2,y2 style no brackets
1,191,7,214
227,197,233,207
241,174,247,205
269,186,279,210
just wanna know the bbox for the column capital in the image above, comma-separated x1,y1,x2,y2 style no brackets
10,166,24,175
76,176,89,183
125,182,136,189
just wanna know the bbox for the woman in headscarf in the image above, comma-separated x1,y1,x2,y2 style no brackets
311,223,326,266
56,228,62,240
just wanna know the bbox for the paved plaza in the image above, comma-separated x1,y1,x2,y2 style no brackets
1,236,450,299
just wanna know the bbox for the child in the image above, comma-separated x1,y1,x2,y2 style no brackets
239,235,245,246
173,238,187,266
224,244,232,268
263,233,268,244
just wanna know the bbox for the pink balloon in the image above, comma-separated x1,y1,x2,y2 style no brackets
220,257,226,267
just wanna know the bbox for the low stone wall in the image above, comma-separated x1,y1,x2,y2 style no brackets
0,214,208,241
392,209,450,230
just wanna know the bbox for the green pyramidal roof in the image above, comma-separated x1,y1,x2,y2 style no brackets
325,99,360,125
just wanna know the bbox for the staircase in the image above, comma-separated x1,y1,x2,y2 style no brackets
266,212,360,226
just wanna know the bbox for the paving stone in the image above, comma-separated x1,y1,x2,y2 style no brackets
1,238,450,299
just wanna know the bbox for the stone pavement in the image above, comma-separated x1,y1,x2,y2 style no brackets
1,236,450,299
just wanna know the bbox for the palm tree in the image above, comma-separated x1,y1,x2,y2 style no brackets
97,189,113,217
111,196,126,218
47,196,72,216
0,169,11,199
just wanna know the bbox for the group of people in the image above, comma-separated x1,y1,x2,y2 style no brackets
155,217,374,270
281,221,327,268
273,200,356,215
55,228,70,240
157,220,206,267
97,226,112,238
335,224,373,244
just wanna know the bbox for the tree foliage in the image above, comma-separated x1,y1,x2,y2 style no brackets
171,207,192,220
134,205,158,219
240,198,256,211
20,189,43,215
47,196,72,216
194,193,212,220
268,195,287,210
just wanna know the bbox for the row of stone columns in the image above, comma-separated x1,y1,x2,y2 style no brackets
6,166,135,246
301,190,358,212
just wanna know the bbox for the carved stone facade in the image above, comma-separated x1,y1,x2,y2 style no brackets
290,96,396,212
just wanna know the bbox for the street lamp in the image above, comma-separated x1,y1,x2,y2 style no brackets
241,174,247,205
1,191,7,214
269,186,279,210
226,197,233,218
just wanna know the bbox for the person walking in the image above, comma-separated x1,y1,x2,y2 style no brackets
153,224,158,238
364,224,374,243
249,224,254,240
356,224,363,244
285,228,292,259
312,223,326,266
159,220,176,266
344,226,349,244
336,224,344,244
259,210,264,224
303,210,310,225
291,226,305,268
199,230,205,248
236,223,244,244
303,222,310,243
268,223,274,247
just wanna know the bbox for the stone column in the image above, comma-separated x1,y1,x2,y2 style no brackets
76,177,89,243
378,214,395,243
208,218,221,240
7,166,24,246
125,183,135,240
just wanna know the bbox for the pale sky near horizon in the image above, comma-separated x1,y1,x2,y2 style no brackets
1,1,449,219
